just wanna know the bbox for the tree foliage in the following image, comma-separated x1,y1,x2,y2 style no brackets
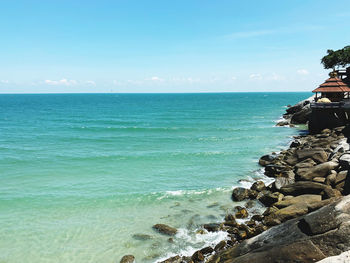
321,46,350,69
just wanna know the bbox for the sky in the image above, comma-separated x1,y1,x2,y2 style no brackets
0,0,349,93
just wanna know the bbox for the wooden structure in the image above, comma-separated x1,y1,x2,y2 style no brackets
309,71,350,134
312,72,350,102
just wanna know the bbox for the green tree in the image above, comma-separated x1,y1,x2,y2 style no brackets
321,46,350,69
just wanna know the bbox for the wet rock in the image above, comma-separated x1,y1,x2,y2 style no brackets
290,140,301,148
153,224,178,236
192,251,204,262
132,234,152,240
276,120,290,126
264,164,289,177
224,220,238,227
214,240,226,251
120,255,135,263
251,214,264,221
258,192,284,207
200,246,214,256
296,148,328,164
196,229,207,235
259,155,276,166
224,214,236,222
250,181,266,192
235,207,248,219
231,187,250,201
263,206,279,216
159,255,182,263
203,223,221,232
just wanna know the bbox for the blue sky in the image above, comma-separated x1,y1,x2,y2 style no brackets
0,0,349,93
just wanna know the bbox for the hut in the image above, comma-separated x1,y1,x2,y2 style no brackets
309,72,350,134
312,72,350,102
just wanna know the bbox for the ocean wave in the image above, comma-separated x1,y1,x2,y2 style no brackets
155,228,229,262
155,187,231,200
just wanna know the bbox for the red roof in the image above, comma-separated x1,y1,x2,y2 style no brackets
312,77,350,93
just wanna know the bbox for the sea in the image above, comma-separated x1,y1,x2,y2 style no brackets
0,92,309,263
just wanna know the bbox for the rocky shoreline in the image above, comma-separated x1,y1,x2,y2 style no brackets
121,99,350,263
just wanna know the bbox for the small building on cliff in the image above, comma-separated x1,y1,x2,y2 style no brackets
309,71,350,133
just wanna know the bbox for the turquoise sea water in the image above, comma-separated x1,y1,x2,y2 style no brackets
0,93,309,262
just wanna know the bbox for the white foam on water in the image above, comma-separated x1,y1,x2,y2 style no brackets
155,228,229,263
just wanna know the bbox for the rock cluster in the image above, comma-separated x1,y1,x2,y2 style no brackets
276,96,314,126
155,125,350,263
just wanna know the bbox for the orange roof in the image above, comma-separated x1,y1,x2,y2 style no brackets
312,77,350,93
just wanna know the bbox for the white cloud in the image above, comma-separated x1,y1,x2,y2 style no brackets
85,80,96,86
147,76,164,82
249,73,262,80
1,80,9,84
45,79,77,86
231,76,237,80
297,69,309,75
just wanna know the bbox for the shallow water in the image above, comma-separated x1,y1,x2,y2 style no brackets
0,93,309,262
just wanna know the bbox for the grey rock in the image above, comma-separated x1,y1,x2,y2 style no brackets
296,148,328,164
120,255,135,263
153,224,178,236
274,177,295,190
213,195,350,263
300,161,338,181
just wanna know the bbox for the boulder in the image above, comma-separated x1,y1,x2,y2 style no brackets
120,255,135,263
203,223,221,232
264,164,289,177
235,208,249,219
273,177,295,190
153,224,178,236
279,181,330,196
295,158,317,169
290,103,311,124
232,187,255,201
200,246,214,256
274,194,322,209
299,161,338,181
250,181,266,192
213,195,350,263
286,96,313,115
276,120,290,126
192,251,204,262
259,155,276,166
258,192,284,207
296,148,328,164
214,240,226,251
264,203,309,224
159,255,182,263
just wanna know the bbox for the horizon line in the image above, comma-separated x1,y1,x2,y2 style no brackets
0,91,312,95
